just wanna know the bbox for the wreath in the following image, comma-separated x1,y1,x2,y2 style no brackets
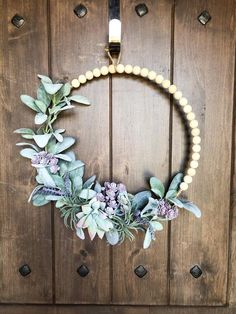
15,65,201,249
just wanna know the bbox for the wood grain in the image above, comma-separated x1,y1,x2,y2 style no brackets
111,0,173,305
0,0,52,303
170,0,235,305
49,0,111,303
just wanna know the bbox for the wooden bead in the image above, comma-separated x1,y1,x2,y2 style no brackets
85,71,93,80
187,168,196,176
100,66,109,75
192,144,201,153
169,85,177,94
155,75,164,84
93,68,101,77
125,64,133,74
193,136,201,144
140,68,149,77
133,66,141,75
179,97,188,106
183,105,192,113
71,79,80,88
187,112,195,121
162,79,171,89
174,91,182,100
190,120,198,128
116,64,125,73
184,175,192,184
180,182,188,191
108,64,116,74
148,71,156,80
191,128,200,136
78,74,86,84
190,160,199,169
192,152,200,161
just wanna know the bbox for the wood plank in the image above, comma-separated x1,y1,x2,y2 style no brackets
2,305,236,314
111,0,173,305
49,0,111,303
0,0,52,303
170,0,235,305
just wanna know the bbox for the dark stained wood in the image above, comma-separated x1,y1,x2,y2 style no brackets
111,0,173,305
49,0,111,303
0,0,52,303
170,0,235,305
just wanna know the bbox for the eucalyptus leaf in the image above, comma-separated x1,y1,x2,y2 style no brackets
37,83,51,106
165,173,183,199
132,191,151,211
53,137,75,154
37,74,52,83
179,199,201,218
42,82,63,95
37,167,56,188
62,83,72,96
21,134,34,139
67,160,85,172
33,134,52,148
83,175,96,189
53,132,63,142
72,175,83,192
16,142,39,151
106,229,120,245
150,177,165,198
54,154,72,161
168,197,183,208
20,148,37,159
35,100,47,113
69,94,90,105
20,95,39,112
35,112,48,125
79,188,96,200
14,128,35,135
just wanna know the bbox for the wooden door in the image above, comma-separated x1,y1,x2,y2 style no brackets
0,0,236,313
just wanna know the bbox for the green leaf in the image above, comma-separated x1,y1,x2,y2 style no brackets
38,167,56,188
51,175,65,189
35,112,48,125
20,148,37,159
54,154,72,161
14,128,35,135
53,132,63,142
143,227,152,249
106,229,119,245
35,100,47,113
33,134,52,148
83,175,96,189
28,185,44,202
53,137,75,154
168,197,183,208
69,94,90,105
16,142,39,151
20,95,39,112
45,195,62,201
32,194,50,206
150,177,165,198
42,82,63,95
37,74,52,83
68,160,85,172
179,199,201,218
166,173,183,199
21,134,34,139
37,83,51,106
72,175,83,192
132,191,151,210
150,221,163,231
62,83,72,96
79,188,96,200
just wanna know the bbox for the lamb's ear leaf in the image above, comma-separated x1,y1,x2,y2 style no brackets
37,83,51,106
20,95,40,112
150,221,163,231
34,112,48,125
168,197,183,208
37,74,52,83
166,173,183,198
132,191,151,210
16,142,39,151
83,175,96,189
79,188,96,200
150,177,165,198
42,82,63,95
54,137,75,154
179,199,201,218
62,83,72,96
14,128,35,135
32,194,50,206
33,134,52,148
69,94,90,105
20,148,37,159
143,227,152,249
37,168,56,188
35,100,47,113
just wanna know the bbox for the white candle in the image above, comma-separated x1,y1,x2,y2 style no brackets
109,19,121,43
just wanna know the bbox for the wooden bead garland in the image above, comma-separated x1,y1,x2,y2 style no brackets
71,64,201,195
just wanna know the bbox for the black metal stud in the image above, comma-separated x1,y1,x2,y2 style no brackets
74,4,87,18
135,3,148,17
198,10,211,25
11,14,25,28
77,264,89,277
134,265,148,278
190,265,202,278
19,264,31,277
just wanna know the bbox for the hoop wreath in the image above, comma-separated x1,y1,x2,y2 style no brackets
15,64,201,249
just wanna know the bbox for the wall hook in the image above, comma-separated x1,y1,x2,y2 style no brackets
198,10,211,25
74,4,87,18
11,14,25,28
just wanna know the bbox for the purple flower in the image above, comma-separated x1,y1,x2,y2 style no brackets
31,151,60,174
154,199,178,220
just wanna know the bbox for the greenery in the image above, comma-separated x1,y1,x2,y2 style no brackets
15,75,201,249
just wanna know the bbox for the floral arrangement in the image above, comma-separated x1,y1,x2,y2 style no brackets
15,75,201,249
